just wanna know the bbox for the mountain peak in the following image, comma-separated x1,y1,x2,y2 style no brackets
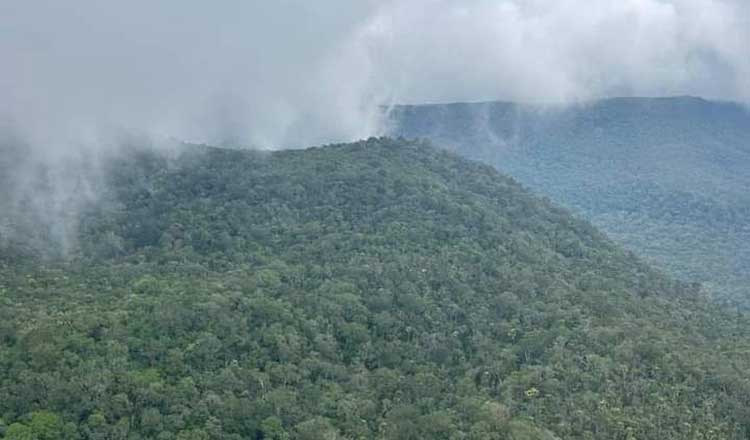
3,137,750,439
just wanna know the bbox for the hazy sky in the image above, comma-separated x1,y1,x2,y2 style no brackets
1,0,749,149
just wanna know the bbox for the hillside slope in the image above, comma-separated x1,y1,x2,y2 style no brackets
2,138,750,439
388,97,750,307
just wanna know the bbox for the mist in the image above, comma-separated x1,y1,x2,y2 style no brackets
1,0,749,255
1,0,749,151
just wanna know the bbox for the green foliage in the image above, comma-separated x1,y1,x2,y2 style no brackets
2,412,69,440
1,138,750,439
4,424,34,440
389,96,750,308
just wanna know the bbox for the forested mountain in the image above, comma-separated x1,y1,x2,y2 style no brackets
388,97,750,308
3,138,750,439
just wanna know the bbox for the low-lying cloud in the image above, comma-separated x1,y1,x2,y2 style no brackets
1,0,747,257
1,0,748,150
363,0,750,105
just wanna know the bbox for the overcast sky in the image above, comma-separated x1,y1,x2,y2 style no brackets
1,0,749,149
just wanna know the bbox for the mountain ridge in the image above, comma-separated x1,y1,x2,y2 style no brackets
387,96,750,307
3,138,750,439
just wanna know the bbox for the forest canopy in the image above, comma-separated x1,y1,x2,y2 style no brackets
2,138,750,439
388,96,750,309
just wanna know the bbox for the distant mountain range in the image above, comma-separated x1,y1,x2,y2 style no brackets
388,96,750,308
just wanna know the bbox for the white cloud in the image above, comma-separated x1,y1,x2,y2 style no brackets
0,0,747,150
352,0,750,105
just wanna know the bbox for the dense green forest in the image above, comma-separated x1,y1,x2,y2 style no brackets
2,138,750,439
388,96,750,308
